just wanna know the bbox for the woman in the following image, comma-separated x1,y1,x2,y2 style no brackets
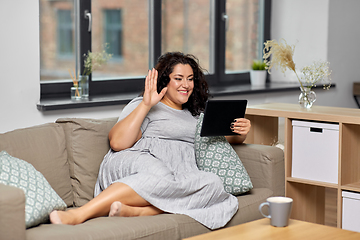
50,52,251,229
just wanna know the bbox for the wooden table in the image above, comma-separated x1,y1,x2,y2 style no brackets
183,218,360,240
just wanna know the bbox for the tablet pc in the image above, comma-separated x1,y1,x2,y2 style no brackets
200,100,248,137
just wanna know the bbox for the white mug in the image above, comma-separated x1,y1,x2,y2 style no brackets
259,196,293,227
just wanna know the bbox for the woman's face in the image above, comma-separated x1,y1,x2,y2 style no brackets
161,63,194,110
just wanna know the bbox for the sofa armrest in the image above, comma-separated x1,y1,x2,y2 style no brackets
231,143,285,197
0,183,26,240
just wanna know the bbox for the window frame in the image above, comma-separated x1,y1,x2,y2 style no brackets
40,0,271,100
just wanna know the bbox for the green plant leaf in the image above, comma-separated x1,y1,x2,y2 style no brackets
252,60,266,70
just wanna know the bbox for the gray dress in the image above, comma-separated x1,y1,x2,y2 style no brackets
94,97,238,229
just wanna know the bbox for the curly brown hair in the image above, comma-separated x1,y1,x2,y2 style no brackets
154,52,209,116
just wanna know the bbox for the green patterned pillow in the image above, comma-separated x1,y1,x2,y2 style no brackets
0,151,67,228
194,113,253,195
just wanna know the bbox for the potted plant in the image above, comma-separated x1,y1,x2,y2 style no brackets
250,60,267,86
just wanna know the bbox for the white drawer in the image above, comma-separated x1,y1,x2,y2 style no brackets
292,120,339,184
342,191,360,232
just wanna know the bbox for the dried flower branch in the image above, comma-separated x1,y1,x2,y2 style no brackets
263,39,296,73
82,46,113,76
263,39,331,92
301,60,331,90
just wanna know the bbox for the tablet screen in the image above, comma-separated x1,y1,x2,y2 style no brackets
200,100,247,137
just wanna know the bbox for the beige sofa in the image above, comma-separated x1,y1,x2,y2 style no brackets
0,117,284,240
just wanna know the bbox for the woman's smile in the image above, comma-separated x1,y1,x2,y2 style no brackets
178,90,190,95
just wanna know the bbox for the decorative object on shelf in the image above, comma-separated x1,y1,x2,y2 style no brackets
79,75,89,99
250,60,267,86
68,69,81,100
71,86,82,100
298,88,316,108
81,47,112,99
263,39,331,108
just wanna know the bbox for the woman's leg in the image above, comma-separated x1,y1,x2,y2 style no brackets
50,182,161,225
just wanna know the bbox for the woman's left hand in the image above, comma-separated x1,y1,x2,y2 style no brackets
230,118,251,136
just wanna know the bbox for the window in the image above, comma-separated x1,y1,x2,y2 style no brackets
103,10,123,59
39,0,271,99
40,0,75,82
57,9,74,57
161,0,212,73
225,0,264,73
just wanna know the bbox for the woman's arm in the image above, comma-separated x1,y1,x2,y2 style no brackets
225,118,251,144
109,101,151,151
109,69,167,151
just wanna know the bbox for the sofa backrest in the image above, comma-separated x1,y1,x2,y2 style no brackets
56,117,118,207
0,123,73,206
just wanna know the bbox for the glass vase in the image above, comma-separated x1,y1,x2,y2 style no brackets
299,88,316,108
80,75,89,99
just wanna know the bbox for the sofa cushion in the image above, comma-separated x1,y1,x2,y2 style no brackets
56,117,118,207
0,123,73,206
0,151,67,228
26,213,186,240
194,113,253,195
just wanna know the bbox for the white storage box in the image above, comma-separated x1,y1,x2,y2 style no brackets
292,120,339,184
342,191,360,232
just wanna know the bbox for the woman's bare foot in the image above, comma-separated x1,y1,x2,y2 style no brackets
109,201,163,217
49,211,62,224
109,201,141,217
49,209,82,225
109,201,122,217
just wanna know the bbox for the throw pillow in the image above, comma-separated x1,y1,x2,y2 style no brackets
194,113,253,195
56,117,117,207
0,151,67,228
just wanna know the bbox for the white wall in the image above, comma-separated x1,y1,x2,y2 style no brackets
270,0,329,82
1,0,360,133
327,0,360,108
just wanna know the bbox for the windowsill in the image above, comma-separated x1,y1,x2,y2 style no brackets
37,82,334,111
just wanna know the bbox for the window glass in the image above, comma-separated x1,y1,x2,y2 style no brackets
225,0,263,73
40,0,75,81
91,0,149,81
104,9,123,59
57,10,73,57
161,0,212,73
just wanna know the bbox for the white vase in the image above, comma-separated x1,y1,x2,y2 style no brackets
250,70,267,86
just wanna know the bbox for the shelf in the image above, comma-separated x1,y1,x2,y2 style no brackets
342,182,360,192
287,177,338,189
245,103,360,229
246,103,360,125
